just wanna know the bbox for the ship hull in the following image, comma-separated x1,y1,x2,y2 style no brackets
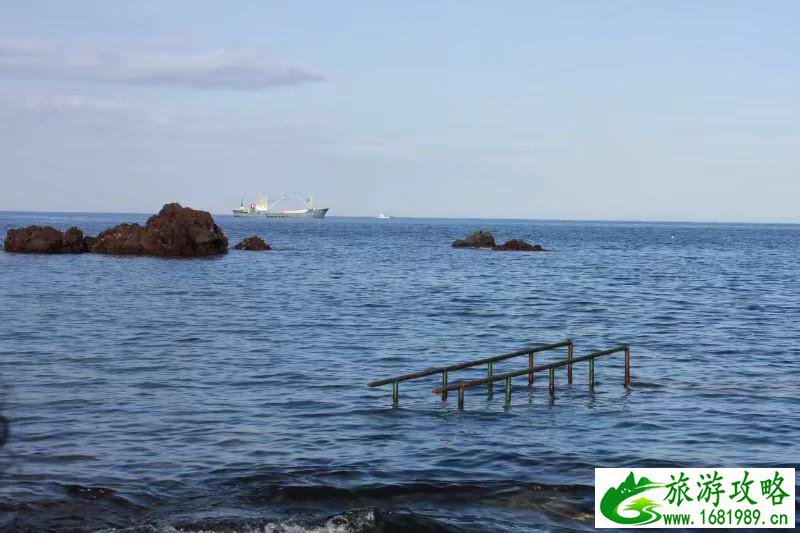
264,208,328,219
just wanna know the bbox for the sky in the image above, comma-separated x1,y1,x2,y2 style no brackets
0,1,798,221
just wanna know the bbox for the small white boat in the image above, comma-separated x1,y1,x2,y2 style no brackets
377,213,391,220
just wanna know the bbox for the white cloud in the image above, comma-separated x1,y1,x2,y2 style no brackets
0,38,324,90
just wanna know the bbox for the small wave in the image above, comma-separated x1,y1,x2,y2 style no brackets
214,438,251,447
95,508,462,533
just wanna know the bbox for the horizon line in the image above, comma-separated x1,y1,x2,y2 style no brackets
1,208,798,226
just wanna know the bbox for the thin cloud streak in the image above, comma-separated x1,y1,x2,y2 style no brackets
0,92,130,113
0,38,325,90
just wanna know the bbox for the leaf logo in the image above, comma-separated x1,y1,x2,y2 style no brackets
600,472,664,526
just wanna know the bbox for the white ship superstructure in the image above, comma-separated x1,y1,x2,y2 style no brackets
233,194,270,217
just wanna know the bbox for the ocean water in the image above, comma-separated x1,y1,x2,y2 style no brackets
1,212,798,532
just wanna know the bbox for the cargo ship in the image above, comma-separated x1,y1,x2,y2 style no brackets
233,193,328,219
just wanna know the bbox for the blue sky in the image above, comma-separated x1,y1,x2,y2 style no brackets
0,1,798,221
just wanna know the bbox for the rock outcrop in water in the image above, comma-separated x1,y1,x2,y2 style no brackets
492,239,545,252
450,231,545,252
452,230,496,248
234,236,271,251
5,203,229,258
142,203,227,257
4,225,88,253
90,203,228,257
90,223,146,255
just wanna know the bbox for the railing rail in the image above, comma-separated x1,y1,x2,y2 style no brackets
367,339,573,406
432,345,630,409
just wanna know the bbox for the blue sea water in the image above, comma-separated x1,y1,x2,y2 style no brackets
0,212,798,531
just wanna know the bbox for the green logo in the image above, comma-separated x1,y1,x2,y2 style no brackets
600,472,664,525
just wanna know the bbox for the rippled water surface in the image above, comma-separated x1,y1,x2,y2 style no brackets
1,213,799,531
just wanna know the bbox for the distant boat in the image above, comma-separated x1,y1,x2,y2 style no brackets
377,213,391,220
233,193,329,219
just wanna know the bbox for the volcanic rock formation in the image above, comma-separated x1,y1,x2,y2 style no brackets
4,225,88,253
451,230,496,248
491,239,545,252
234,236,271,251
5,203,228,258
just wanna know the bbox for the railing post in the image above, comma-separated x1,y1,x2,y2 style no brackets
589,357,595,390
392,380,399,407
504,376,512,408
441,369,448,401
624,347,630,386
487,360,493,398
458,386,465,410
549,367,555,396
567,341,573,384
528,352,535,385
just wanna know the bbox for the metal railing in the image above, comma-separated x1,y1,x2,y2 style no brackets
367,339,573,406
432,345,630,409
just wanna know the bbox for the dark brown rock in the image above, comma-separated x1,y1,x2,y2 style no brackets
90,223,145,255
4,204,228,258
62,227,88,253
452,230,496,248
139,203,228,257
4,225,87,253
89,204,228,257
492,239,545,252
234,236,271,251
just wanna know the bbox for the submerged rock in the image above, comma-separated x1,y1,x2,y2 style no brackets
492,239,545,252
4,225,88,254
452,230,496,248
234,236,271,251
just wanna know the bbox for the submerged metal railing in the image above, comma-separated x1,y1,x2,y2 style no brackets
368,341,630,410
432,345,630,409
367,339,573,406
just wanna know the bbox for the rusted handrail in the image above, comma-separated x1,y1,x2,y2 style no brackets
367,339,573,406
432,345,630,409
